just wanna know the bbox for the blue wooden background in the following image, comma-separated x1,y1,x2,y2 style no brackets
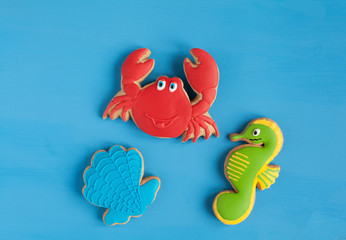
0,1,345,239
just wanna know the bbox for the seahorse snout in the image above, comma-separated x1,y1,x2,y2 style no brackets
230,133,243,141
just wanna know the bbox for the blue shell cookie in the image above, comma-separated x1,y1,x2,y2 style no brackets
83,145,161,225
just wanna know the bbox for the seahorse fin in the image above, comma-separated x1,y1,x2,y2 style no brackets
256,164,280,190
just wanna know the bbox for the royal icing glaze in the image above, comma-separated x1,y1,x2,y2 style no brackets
103,48,220,142
213,118,284,225
82,145,161,226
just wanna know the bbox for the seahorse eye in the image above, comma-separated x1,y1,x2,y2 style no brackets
157,80,166,91
169,82,178,92
253,129,260,136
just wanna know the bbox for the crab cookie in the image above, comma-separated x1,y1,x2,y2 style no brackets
82,146,161,226
103,48,219,142
213,118,284,225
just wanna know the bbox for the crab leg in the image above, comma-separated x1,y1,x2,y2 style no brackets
182,121,194,142
103,95,130,119
191,119,200,143
195,118,211,140
121,104,133,121
200,115,219,137
110,101,132,120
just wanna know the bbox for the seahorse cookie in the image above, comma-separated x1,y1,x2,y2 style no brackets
213,118,284,225
103,48,219,142
82,145,161,226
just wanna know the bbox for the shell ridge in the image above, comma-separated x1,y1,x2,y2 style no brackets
83,147,149,215
93,157,115,173
85,165,139,213
110,157,139,204
83,146,161,224
91,190,102,203
126,153,142,206
110,151,142,211
86,182,138,213
111,150,143,211
125,150,143,208
84,186,93,199
92,152,110,167
108,146,125,156
127,153,141,182
96,159,114,174
100,177,138,212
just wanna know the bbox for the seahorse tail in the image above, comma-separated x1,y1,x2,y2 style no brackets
213,186,256,225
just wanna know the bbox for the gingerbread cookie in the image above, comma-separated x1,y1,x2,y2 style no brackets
213,118,284,224
82,145,161,226
103,48,219,142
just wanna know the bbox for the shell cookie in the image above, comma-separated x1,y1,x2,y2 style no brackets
103,48,219,142
82,145,161,226
213,118,284,225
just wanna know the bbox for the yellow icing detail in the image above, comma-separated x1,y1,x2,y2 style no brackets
232,155,250,164
229,177,238,182
256,176,267,190
267,168,279,173
266,165,280,171
235,151,248,158
228,163,245,171
256,165,280,190
265,171,277,178
226,166,243,175
230,158,248,168
227,171,240,179
252,118,283,191
262,172,274,182
265,168,279,180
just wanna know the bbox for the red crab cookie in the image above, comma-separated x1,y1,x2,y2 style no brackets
103,48,220,142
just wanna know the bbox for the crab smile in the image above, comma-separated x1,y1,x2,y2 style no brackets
145,114,179,129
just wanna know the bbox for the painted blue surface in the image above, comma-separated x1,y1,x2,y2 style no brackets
0,0,345,239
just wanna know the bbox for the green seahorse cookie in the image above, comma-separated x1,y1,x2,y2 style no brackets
213,118,284,225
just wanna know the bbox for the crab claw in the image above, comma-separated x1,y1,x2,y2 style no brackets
184,48,219,94
121,48,155,83
103,49,154,121
182,48,219,143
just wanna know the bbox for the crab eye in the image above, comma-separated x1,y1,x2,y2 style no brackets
253,129,260,136
169,82,178,92
157,80,166,91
